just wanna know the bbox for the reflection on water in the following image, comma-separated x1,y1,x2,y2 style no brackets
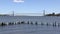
0,24,60,34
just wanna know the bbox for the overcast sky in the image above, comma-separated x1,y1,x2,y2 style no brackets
0,0,60,16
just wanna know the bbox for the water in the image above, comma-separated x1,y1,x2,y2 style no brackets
0,16,60,24
0,16,60,34
0,24,60,34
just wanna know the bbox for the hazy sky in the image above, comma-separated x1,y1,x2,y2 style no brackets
0,0,60,16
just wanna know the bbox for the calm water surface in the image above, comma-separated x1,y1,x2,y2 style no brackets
0,24,60,34
0,16,60,34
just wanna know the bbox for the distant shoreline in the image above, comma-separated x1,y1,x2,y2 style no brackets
45,13,60,16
